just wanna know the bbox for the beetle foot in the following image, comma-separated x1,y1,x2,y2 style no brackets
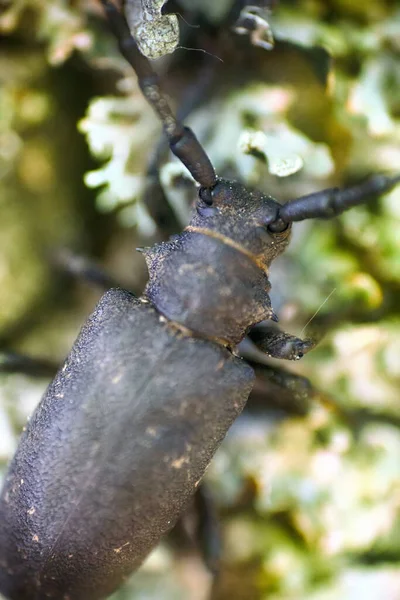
248,327,315,360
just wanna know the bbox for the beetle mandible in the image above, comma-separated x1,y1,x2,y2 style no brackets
0,1,399,599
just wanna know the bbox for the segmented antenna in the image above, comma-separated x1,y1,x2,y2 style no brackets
269,173,400,231
99,1,400,229
99,0,217,189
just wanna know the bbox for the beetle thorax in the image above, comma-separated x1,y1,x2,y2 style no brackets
143,230,274,346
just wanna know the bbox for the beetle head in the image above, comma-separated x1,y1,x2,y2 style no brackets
189,179,291,270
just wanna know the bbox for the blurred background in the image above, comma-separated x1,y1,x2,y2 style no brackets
1,0,400,598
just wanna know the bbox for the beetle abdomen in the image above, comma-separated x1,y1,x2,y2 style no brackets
0,289,254,600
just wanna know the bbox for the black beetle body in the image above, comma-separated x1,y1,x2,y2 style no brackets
0,289,253,599
0,181,289,599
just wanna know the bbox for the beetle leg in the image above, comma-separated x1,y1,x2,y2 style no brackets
248,324,315,361
143,158,181,237
50,248,124,291
0,351,58,378
239,337,314,414
193,483,221,576
246,359,314,416
169,484,221,576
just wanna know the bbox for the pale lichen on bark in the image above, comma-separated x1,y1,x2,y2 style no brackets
125,0,179,59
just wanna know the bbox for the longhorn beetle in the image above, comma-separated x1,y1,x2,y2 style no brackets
0,2,399,599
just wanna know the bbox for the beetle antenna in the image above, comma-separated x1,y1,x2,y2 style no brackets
99,0,218,189
269,173,400,231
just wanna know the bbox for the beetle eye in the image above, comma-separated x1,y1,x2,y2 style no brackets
199,187,213,206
